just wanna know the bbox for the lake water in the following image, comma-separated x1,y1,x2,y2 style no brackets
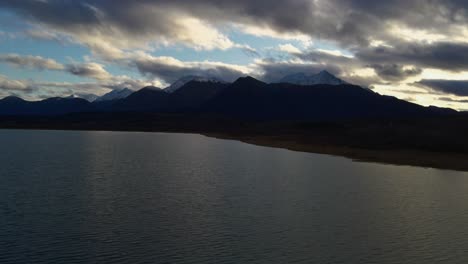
1,130,468,263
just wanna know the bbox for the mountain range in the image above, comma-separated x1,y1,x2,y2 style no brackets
164,76,226,93
67,93,100,102
94,88,134,102
279,70,347,86
0,72,458,120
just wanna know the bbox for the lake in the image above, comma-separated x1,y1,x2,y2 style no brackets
1,129,468,263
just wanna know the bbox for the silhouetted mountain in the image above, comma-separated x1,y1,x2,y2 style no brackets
0,96,29,115
0,75,458,120
103,81,228,112
279,70,347,85
111,86,169,111
0,96,91,116
426,105,459,115
203,76,455,120
165,76,226,93
0,96,26,104
169,80,229,110
202,76,269,116
34,98,91,115
95,88,133,102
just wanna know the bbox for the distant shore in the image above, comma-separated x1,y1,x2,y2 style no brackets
207,133,468,172
1,113,468,172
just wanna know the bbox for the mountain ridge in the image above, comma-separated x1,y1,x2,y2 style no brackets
0,75,458,119
279,70,347,86
165,76,226,93
95,88,134,102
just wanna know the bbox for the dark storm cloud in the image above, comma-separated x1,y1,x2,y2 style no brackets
0,0,382,49
65,63,110,80
132,55,247,83
2,0,467,48
0,0,313,34
357,42,468,71
0,0,233,51
418,80,468,96
438,97,468,103
2,0,468,80
342,75,385,89
294,50,354,66
0,53,112,81
370,64,422,82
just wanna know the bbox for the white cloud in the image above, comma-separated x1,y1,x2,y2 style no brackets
0,53,64,70
278,44,301,54
65,62,111,80
129,52,252,84
0,54,115,81
0,75,35,92
236,24,313,47
24,28,68,43
316,49,353,58
174,17,235,50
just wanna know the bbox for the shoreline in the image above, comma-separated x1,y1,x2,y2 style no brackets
209,134,468,172
2,126,468,172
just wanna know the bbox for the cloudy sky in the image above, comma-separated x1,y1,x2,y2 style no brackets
0,0,468,110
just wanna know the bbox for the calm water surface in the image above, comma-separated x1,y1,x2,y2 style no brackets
1,129,468,263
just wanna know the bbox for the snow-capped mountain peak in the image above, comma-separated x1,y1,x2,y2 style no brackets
164,76,226,93
95,88,134,102
279,70,347,86
67,93,99,102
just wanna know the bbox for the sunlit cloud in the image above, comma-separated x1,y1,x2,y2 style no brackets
278,44,302,54
0,54,64,71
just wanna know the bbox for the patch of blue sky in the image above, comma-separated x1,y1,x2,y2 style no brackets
0,35,89,64
104,64,142,79
0,10,28,32
0,62,89,84
229,28,354,57
148,29,311,65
